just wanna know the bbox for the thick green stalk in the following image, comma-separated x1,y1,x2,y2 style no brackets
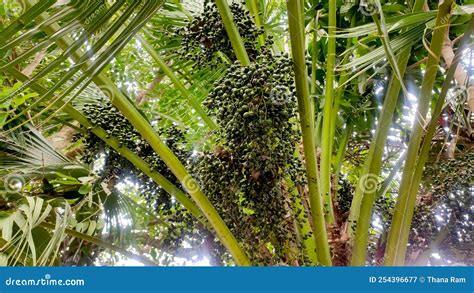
245,0,265,46
287,0,332,266
384,0,454,266
328,15,355,157
309,15,320,197
325,17,355,209
27,0,251,266
136,34,217,130
310,15,319,131
334,124,352,175
350,51,411,265
349,0,425,265
214,0,251,66
319,0,337,224
39,222,157,266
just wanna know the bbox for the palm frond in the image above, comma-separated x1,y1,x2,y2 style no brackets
0,124,83,173
0,196,71,266
337,24,425,87
336,10,437,38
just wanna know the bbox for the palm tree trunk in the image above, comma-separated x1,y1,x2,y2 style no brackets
215,0,251,66
319,0,337,224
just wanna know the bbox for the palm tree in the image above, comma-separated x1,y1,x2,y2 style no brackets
0,0,472,266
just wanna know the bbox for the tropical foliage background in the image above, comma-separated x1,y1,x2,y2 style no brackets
0,0,472,266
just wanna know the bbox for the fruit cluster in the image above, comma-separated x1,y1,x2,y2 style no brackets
175,0,263,68
191,50,303,264
81,103,187,212
335,176,353,215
